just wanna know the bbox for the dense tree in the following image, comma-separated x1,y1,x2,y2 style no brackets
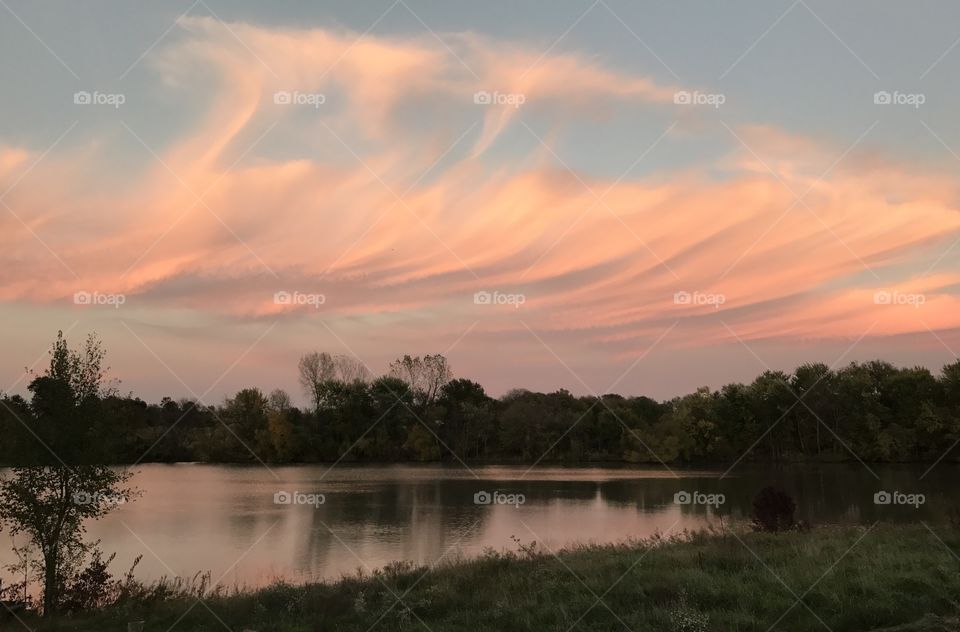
437,379,493,456
4,339,960,470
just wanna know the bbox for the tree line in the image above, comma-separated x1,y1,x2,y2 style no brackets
2,331,957,617
3,332,960,467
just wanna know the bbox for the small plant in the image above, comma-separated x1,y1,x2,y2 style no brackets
61,548,121,612
1,545,34,610
509,535,539,558
751,486,796,533
378,560,417,579
394,602,414,628
353,589,367,613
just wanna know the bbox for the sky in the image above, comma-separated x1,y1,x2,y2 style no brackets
1,0,959,405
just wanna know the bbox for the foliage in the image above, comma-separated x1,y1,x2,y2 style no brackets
60,548,137,612
5,342,960,468
0,332,134,616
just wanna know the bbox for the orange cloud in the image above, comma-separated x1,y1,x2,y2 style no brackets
0,16,958,376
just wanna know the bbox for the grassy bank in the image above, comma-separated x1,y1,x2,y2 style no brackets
21,524,960,632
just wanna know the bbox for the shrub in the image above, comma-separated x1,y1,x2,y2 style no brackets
60,549,121,612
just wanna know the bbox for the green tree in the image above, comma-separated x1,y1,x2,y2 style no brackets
0,332,133,616
437,379,492,457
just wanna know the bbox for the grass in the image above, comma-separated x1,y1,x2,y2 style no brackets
18,524,960,632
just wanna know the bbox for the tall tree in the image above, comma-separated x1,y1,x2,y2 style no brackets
298,352,336,415
388,354,452,407
298,352,372,416
0,332,132,616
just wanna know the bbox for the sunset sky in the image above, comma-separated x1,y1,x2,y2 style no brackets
2,0,959,404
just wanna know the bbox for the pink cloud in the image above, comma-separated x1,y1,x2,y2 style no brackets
0,17,958,385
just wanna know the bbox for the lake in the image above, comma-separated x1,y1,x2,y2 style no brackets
1,463,952,588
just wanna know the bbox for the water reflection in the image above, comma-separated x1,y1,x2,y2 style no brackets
1,463,954,587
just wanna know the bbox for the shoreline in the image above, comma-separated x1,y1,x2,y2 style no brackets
22,524,960,632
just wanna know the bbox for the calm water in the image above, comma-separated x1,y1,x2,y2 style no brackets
1,463,953,587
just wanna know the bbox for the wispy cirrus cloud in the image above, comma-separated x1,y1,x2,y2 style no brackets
1,16,959,396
